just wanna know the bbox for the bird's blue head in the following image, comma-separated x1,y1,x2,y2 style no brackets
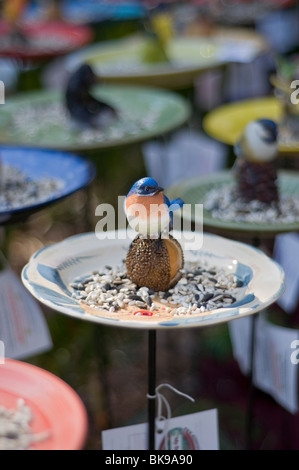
127,177,164,197
257,119,278,143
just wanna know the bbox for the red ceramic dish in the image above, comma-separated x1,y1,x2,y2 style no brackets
0,359,88,450
0,21,93,61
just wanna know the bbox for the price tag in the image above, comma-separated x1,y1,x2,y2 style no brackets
0,262,52,361
229,314,299,413
274,233,299,313
102,409,219,451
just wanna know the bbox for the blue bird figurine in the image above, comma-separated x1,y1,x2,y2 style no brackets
124,177,184,236
234,119,279,204
125,177,184,291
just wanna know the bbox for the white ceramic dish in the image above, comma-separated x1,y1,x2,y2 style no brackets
22,230,285,330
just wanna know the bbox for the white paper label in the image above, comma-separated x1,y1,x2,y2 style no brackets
102,409,219,451
274,233,299,313
218,42,262,63
0,266,52,360
229,314,299,413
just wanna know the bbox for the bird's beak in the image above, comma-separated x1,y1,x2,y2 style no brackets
259,120,278,143
154,186,164,194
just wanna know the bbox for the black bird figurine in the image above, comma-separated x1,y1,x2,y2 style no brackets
65,64,118,129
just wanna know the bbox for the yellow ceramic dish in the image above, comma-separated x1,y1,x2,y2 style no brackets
203,97,299,154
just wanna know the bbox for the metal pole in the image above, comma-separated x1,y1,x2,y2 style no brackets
245,312,258,450
148,329,157,450
245,236,261,449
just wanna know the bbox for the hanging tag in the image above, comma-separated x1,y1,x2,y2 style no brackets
228,315,252,375
254,315,299,414
274,233,299,313
229,314,299,414
102,409,219,451
0,254,52,361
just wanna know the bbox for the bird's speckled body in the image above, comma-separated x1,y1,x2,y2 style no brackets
234,119,279,204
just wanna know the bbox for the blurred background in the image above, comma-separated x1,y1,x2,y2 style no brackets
1,0,299,451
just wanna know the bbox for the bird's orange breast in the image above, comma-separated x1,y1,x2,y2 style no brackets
126,193,167,220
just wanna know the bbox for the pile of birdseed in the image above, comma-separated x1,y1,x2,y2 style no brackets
0,165,65,211
0,35,74,53
0,399,50,450
204,186,299,224
279,126,299,150
71,261,243,318
97,59,195,75
10,101,163,145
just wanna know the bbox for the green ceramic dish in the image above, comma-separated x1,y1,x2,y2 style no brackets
0,85,190,151
166,170,299,237
64,32,265,89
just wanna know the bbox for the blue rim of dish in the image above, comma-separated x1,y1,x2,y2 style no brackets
0,145,96,222
61,0,146,22
25,0,146,22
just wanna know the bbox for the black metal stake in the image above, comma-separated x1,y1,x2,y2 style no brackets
245,236,261,450
245,312,258,450
148,329,157,451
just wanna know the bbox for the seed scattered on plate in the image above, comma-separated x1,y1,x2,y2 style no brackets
9,100,163,145
0,165,65,211
0,35,75,53
70,260,243,317
0,399,50,450
204,185,299,224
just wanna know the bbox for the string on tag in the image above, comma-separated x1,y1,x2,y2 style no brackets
147,383,195,439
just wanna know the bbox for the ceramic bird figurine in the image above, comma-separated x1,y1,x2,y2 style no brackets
125,177,184,292
141,5,172,64
65,64,118,129
234,119,279,204
3,0,28,45
124,177,184,236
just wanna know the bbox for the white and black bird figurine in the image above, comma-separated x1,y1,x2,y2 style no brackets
234,119,279,204
65,64,118,129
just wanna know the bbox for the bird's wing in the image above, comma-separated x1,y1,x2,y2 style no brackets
163,194,171,207
163,195,184,210
169,198,184,210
